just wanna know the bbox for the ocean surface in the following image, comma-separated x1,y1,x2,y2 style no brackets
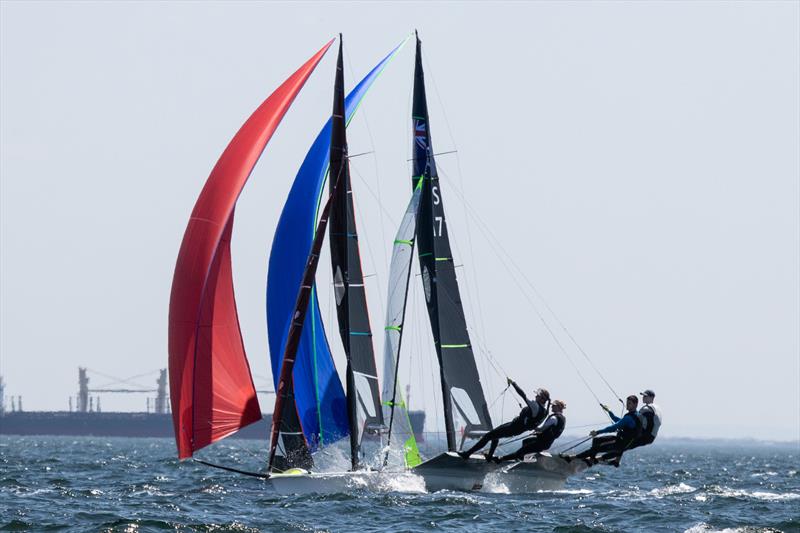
1,435,798,532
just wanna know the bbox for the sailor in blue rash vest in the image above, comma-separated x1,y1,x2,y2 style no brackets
457,380,550,461
572,394,642,467
492,399,566,463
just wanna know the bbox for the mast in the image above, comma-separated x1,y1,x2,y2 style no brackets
266,39,409,465
328,35,384,470
411,32,493,451
268,173,344,473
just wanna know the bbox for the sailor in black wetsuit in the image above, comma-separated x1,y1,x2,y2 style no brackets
493,400,566,463
573,395,642,467
629,389,661,450
458,380,549,461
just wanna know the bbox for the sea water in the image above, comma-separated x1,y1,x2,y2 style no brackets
1,435,797,532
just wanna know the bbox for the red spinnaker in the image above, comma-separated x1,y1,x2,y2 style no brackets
168,40,334,459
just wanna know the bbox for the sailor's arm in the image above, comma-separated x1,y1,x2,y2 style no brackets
600,404,620,422
592,414,635,435
507,378,528,402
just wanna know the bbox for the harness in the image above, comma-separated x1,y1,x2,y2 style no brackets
518,400,548,430
616,411,643,446
640,405,655,437
536,413,566,448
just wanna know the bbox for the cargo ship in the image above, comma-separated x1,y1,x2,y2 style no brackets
0,370,425,441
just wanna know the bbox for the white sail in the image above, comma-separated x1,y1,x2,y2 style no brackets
381,184,423,468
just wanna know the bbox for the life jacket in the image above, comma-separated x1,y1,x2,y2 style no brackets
536,413,566,448
639,404,661,439
519,401,548,430
616,411,642,446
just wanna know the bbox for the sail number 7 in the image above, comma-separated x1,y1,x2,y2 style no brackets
432,185,443,236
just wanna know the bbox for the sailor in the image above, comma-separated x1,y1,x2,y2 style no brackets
457,379,550,461
493,400,566,463
572,394,642,467
629,389,661,449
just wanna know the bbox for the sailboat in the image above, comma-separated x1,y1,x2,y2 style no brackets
265,35,415,493
168,36,409,493
378,32,591,492
169,33,589,494
377,32,498,491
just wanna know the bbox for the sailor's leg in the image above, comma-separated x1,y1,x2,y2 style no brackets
598,440,631,466
496,447,527,463
497,438,545,463
462,421,515,456
461,432,493,456
595,436,620,454
575,435,615,459
627,435,655,451
599,450,622,463
486,438,500,458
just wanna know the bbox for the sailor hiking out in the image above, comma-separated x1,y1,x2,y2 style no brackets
628,389,661,449
570,394,642,467
458,379,550,461
493,399,566,463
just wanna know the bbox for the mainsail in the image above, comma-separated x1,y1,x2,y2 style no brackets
411,34,492,451
381,182,424,468
267,41,407,451
328,37,384,470
168,41,333,459
268,173,343,472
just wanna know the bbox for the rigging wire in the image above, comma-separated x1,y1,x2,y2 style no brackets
417,41,621,407
421,52,497,406
488,383,511,410
348,163,389,317
194,458,270,479
423,53,493,369
433,161,612,407
344,49,391,272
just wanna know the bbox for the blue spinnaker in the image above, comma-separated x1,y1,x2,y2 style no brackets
267,40,407,451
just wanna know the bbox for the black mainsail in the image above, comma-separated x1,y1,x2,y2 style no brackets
328,36,384,470
412,33,492,451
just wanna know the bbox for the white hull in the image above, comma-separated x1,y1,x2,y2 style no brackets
267,469,425,495
413,452,499,492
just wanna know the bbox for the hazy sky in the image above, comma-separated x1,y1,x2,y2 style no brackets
1,1,798,441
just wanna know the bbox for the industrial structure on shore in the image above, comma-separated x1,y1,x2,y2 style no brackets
0,369,425,441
